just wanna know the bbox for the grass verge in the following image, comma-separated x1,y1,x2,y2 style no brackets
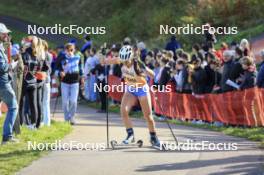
83,100,264,147
0,117,72,175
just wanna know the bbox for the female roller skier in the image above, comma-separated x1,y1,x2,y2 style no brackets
102,45,162,147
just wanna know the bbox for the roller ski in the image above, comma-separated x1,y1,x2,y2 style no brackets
110,131,143,149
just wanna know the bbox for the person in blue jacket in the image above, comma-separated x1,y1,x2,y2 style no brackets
58,43,84,125
0,23,18,144
81,35,92,54
257,50,264,88
165,35,181,57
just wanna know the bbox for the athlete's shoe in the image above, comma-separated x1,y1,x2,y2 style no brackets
150,137,166,150
122,134,135,144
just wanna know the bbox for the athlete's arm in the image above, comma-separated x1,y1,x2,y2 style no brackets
144,67,154,79
101,56,120,65
136,58,154,78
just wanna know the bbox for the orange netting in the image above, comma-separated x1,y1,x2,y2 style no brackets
108,75,264,126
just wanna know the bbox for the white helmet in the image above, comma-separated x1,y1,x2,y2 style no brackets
119,45,133,61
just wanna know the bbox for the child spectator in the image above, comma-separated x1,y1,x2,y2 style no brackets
239,56,256,90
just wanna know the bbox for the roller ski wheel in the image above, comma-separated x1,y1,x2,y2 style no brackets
110,139,143,150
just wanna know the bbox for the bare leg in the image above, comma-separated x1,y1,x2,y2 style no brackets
138,92,156,132
120,92,137,129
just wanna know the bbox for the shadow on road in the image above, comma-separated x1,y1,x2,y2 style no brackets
136,154,264,175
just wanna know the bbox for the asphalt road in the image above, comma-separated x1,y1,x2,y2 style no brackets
18,99,264,175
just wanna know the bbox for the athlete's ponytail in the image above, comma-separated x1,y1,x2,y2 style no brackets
133,59,144,76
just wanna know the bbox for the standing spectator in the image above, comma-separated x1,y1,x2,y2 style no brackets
81,35,92,55
0,23,18,144
70,39,85,101
53,45,63,74
92,54,107,113
19,37,33,126
20,36,38,129
58,43,83,125
239,56,256,90
230,41,238,50
174,59,190,93
214,42,228,63
123,37,131,45
165,35,181,57
220,50,235,92
256,50,264,88
181,52,190,62
192,44,204,62
84,48,99,101
106,45,121,107
137,41,147,62
240,39,251,57
189,56,207,94
112,45,122,77
35,38,49,128
11,44,24,134
165,51,174,61
54,45,66,96
42,40,52,126
157,56,171,88
20,36,48,129
145,51,155,70
204,58,221,93
51,45,63,75
83,49,90,100
230,47,244,82
203,23,217,47
153,52,161,84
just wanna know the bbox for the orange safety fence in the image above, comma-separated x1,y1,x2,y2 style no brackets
108,75,264,127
